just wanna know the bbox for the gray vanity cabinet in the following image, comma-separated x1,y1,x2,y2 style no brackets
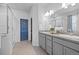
53,37,79,55
53,37,64,55
39,33,46,50
46,35,53,55
64,47,79,55
53,41,64,55
39,32,79,55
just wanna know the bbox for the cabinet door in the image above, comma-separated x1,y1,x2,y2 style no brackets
39,33,45,50
46,46,52,55
46,38,52,48
46,35,52,54
39,37,42,47
53,41,64,55
64,47,79,55
41,38,45,49
0,5,7,34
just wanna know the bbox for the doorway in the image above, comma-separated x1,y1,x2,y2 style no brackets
20,19,28,41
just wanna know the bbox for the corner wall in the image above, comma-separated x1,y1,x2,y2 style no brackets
29,5,39,46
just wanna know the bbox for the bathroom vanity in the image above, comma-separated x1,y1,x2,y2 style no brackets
39,32,79,55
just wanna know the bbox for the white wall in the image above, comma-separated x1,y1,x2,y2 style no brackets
0,5,7,34
38,4,55,31
0,5,13,55
29,5,39,46
0,5,7,50
9,8,30,42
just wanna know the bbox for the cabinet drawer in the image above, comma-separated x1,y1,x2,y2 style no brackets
46,35,52,41
40,40,45,45
39,37,45,49
39,33,45,38
46,46,52,55
53,37,79,52
46,39,52,48
40,42,45,49
53,41,64,55
39,36,45,41
39,39,45,46
42,43,45,49
64,47,79,55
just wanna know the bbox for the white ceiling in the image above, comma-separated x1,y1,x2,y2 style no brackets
8,3,62,13
7,3,79,15
44,3,62,11
39,3,79,16
8,3,62,12
39,3,62,13
55,3,79,15
8,3,34,12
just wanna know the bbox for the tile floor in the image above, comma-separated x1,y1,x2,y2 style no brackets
12,40,47,55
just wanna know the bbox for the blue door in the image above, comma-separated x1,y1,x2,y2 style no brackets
20,19,28,41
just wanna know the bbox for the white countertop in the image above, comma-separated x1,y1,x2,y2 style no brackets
40,32,79,44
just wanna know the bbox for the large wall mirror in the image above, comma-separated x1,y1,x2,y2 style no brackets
51,16,64,32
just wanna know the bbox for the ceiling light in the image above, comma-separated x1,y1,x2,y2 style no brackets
64,6,68,8
62,3,67,8
49,10,54,15
44,11,50,17
62,3,76,9
71,3,76,6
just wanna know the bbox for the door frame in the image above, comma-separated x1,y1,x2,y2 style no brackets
31,18,32,43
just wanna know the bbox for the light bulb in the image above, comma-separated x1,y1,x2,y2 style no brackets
44,11,50,17
62,3,68,9
50,10,54,15
71,3,76,6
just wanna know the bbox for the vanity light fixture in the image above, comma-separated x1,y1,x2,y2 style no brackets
49,10,54,16
62,3,68,8
62,3,76,9
44,11,50,17
44,10,54,17
71,3,76,6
